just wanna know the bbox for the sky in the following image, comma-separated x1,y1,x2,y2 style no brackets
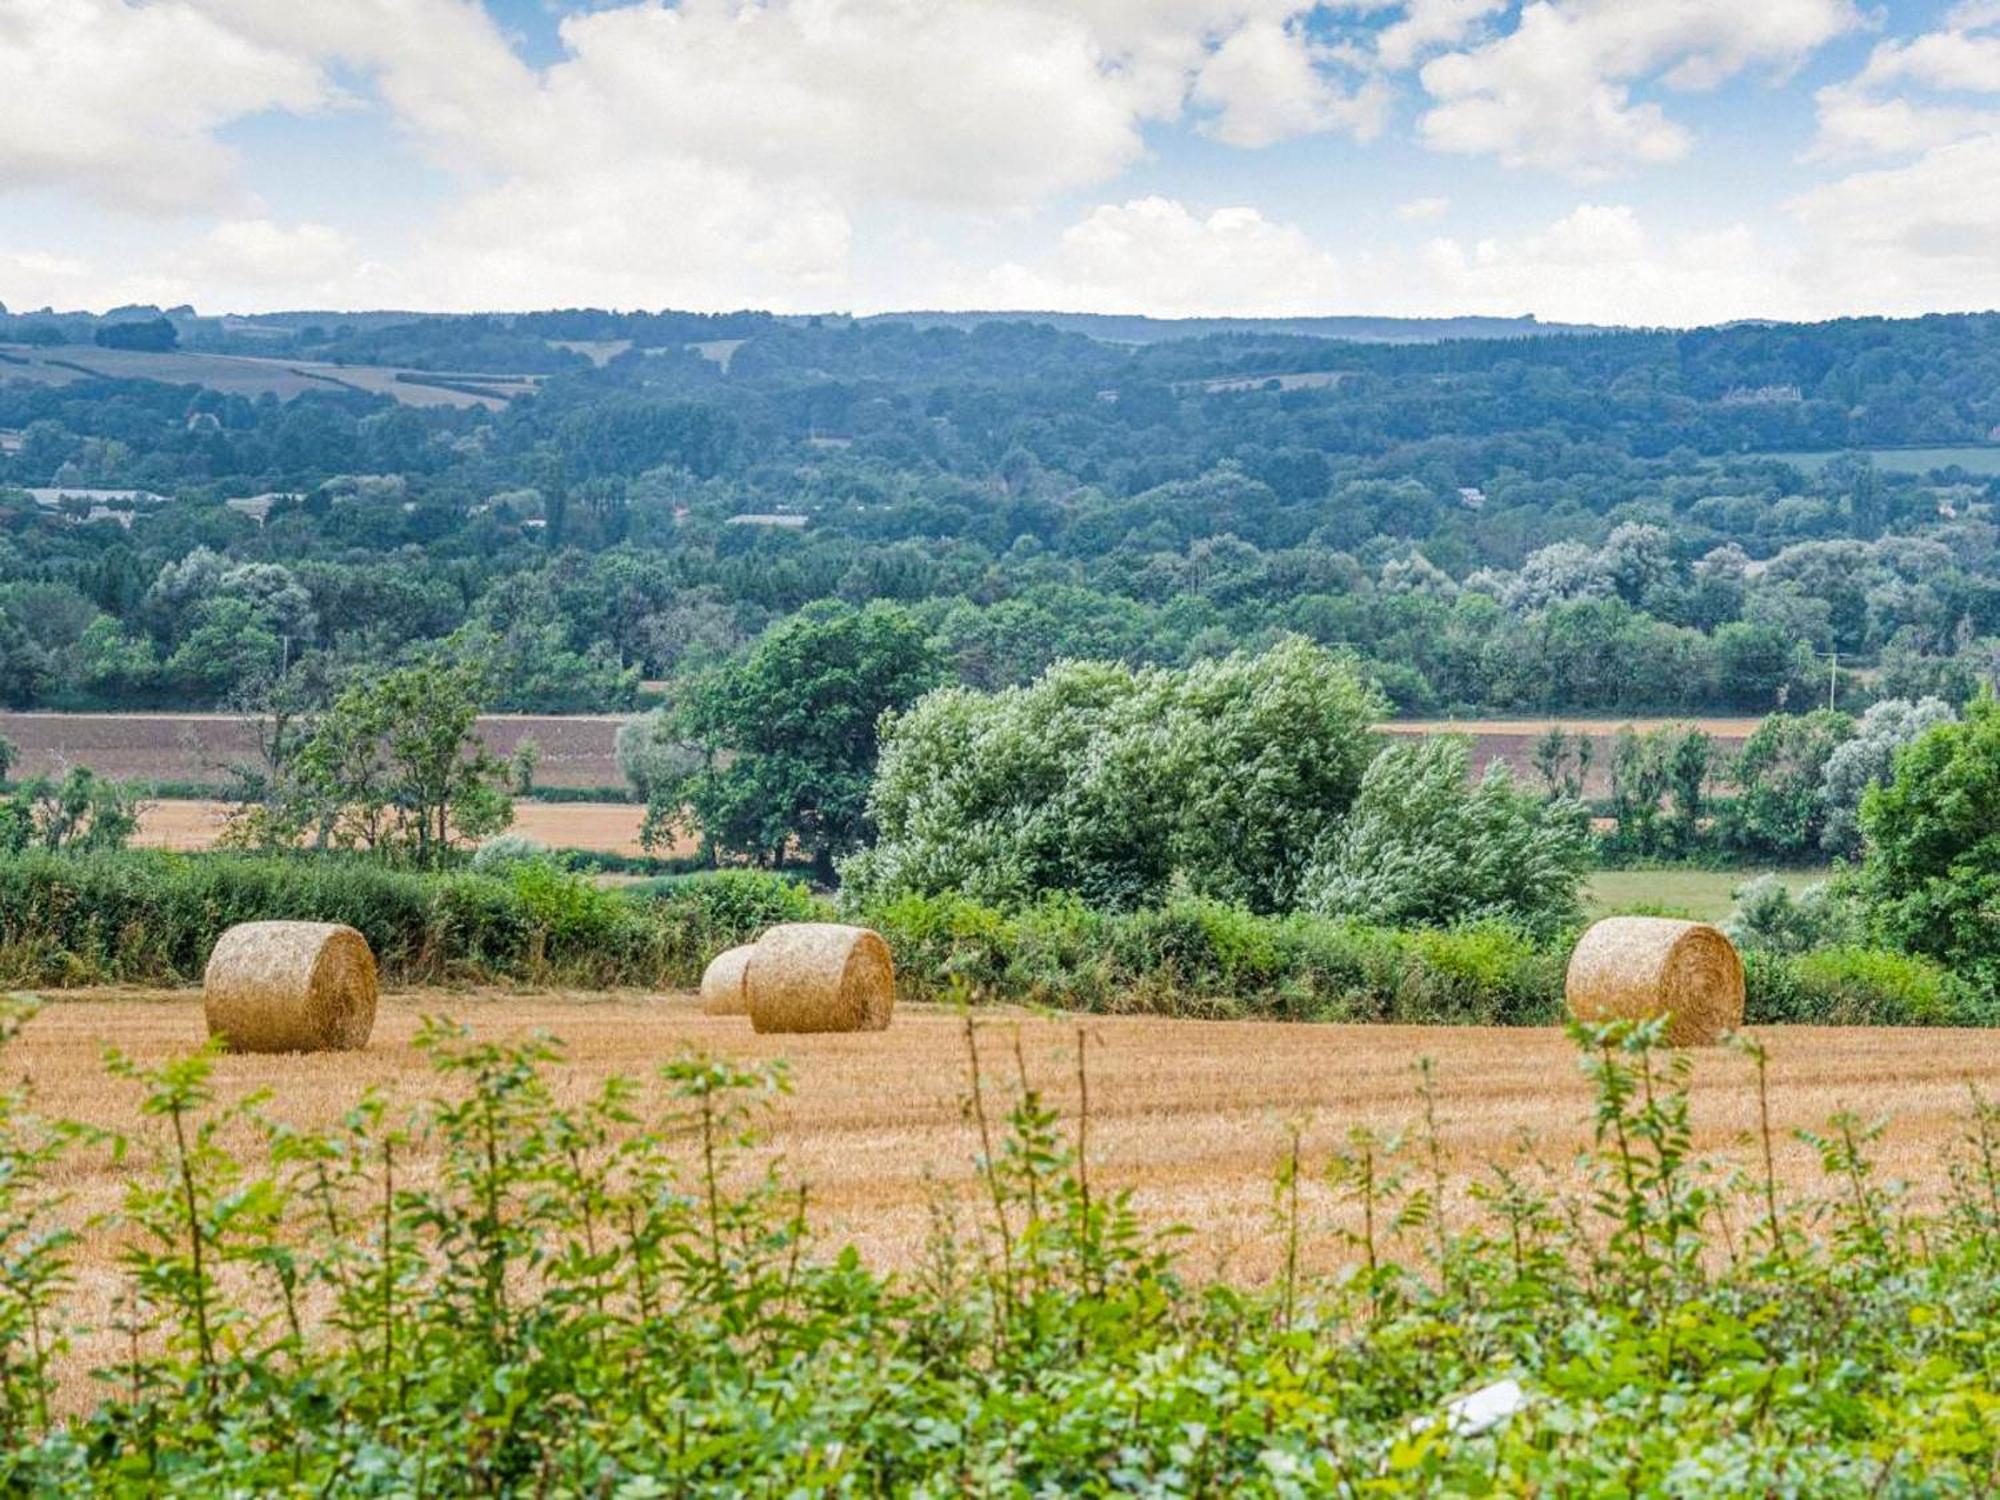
2,0,1998,327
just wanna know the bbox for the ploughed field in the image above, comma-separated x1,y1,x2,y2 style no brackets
2,712,1765,799
21,990,2000,1298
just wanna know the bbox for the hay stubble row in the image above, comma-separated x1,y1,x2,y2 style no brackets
23,991,2000,1274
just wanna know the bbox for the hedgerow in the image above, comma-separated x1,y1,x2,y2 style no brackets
0,852,1982,1026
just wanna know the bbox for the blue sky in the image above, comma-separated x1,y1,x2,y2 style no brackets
2,0,1996,325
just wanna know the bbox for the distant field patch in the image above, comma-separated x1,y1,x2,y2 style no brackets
133,797,680,857
0,344,530,409
1586,865,1833,921
1760,446,2000,475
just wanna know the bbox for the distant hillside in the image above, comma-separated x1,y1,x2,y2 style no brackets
854,310,1611,344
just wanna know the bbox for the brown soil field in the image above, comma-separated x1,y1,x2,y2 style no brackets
0,712,628,789
3,712,1765,798
1379,717,1762,795
132,798,684,857
14,992,2000,1400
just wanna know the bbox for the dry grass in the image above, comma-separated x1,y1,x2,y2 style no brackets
20,991,2000,1284
13,990,2000,1405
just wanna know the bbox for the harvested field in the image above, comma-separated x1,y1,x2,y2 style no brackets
0,711,628,790
133,797,685,857
17,993,2000,1335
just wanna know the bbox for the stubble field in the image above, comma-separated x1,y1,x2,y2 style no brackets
21,991,2000,1288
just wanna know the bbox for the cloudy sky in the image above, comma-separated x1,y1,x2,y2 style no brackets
2,0,1997,325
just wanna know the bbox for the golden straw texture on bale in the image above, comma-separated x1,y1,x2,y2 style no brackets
203,921,379,1054
746,923,895,1035
700,943,756,1016
1565,916,1745,1047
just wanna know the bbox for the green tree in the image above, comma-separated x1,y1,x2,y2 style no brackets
1305,736,1590,937
848,637,1383,911
0,767,140,854
668,602,944,879
1858,691,2000,987
294,658,512,866
1723,710,1853,858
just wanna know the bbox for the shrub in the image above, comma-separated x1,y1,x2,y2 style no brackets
1725,875,1864,955
1748,946,1990,1026
1305,737,1591,939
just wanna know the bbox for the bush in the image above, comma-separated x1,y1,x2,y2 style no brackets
1748,946,1991,1026
1725,875,1864,955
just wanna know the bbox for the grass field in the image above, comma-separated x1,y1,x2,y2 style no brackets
0,343,532,409
1762,445,2000,475
1586,865,1832,920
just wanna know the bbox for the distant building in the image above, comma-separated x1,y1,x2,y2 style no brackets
1457,486,1487,510
0,429,24,456
726,512,810,529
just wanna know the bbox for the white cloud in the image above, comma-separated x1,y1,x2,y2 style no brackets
1417,0,1857,175
1789,3,2000,313
1394,194,1452,220
1191,16,1388,147
1385,203,1806,324
1372,0,1506,71
972,196,1345,317
0,0,326,212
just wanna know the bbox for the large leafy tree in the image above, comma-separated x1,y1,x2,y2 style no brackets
281,656,513,867
1722,710,1854,858
1859,691,2000,986
665,601,945,879
847,636,1384,912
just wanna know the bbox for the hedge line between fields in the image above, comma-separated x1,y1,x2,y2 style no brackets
0,852,1986,1027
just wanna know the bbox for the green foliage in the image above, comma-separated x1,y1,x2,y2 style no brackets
1723,709,1855,857
1746,946,1990,1025
863,886,1565,1023
4,1013,2000,1487
1859,691,2000,989
1305,736,1591,938
658,600,943,877
0,768,139,855
0,853,822,991
1726,873,1864,954
851,636,1384,913
287,655,514,867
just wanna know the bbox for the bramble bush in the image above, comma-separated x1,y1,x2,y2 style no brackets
1,1001,1999,1490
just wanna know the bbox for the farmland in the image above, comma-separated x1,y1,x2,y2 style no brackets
132,797,665,856
0,343,535,408
19,990,2000,1331
1762,445,2000,475
3,711,1764,797
0,711,629,790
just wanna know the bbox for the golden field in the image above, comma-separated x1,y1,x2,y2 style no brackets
12,988,2000,1404
21,990,2000,1280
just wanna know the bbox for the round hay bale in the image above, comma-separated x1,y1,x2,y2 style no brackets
203,921,379,1054
700,943,756,1016
1565,916,1744,1047
746,923,894,1035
